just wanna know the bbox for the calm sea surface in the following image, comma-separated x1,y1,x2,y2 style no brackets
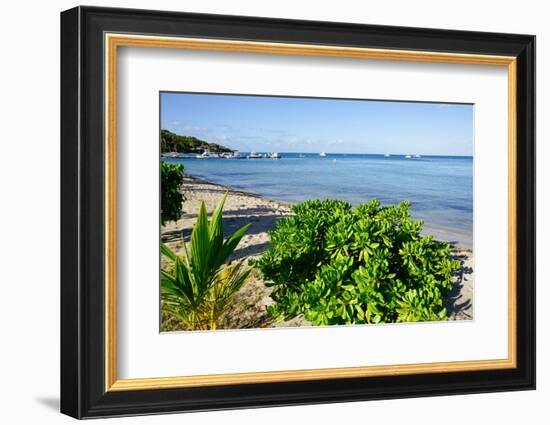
165,153,473,246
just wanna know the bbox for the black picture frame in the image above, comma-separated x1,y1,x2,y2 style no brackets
60,5,535,419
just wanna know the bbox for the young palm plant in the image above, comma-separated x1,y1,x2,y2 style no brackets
161,193,252,330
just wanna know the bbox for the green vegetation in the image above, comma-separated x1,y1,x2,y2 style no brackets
161,162,186,225
257,199,460,325
160,194,252,330
161,129,234,154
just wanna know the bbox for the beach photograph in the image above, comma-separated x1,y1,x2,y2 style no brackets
159,92,474,332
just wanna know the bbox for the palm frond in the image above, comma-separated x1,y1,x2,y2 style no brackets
160,192,252,330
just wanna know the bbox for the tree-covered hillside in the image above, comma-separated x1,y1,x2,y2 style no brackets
161,130,234,154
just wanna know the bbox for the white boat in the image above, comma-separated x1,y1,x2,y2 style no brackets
414,154,421,158
196,150,211,159
247,152,264,159
384,153,391,157
220,151,241,159
161,152,178,158
270,152,281,159
319,152,327,157
405,154,412,159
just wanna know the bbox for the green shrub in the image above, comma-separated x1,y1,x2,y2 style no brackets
257,199,460,325
161,162,185,225
161,193,252,330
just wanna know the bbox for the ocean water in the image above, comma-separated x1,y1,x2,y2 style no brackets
165,153,473,246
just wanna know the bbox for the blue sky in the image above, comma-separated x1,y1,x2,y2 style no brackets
160,92,473,156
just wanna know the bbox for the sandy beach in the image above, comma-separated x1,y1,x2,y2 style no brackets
161,174,474,329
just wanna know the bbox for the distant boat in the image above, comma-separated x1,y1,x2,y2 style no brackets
319,152,327,157
247,152,264,159
161,152,178,158
405,154,412,159
414,154,421,158
220,151,242,159
384,153,391,157
270,152,281,159
196,150,211,159
299,154,305,158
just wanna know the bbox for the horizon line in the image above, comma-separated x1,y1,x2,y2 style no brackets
165,150,473,158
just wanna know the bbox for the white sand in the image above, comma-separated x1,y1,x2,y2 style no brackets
161,175,292,261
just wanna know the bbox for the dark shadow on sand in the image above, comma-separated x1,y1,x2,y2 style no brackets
231,241,272,260
161,205,290,244
444,249,474,320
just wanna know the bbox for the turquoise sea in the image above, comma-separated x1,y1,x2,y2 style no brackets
164,153,473,247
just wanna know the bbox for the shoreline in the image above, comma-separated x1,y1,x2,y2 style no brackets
161,173,474,329
178,173,294,208
179,173,473,250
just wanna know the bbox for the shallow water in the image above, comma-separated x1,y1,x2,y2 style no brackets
165,153,473,246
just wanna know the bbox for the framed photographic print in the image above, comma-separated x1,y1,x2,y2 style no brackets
60,6,536,419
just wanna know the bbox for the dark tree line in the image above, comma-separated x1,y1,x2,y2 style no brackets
161,130,234,154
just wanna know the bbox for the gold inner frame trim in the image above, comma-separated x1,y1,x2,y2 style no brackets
104,33,518,392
